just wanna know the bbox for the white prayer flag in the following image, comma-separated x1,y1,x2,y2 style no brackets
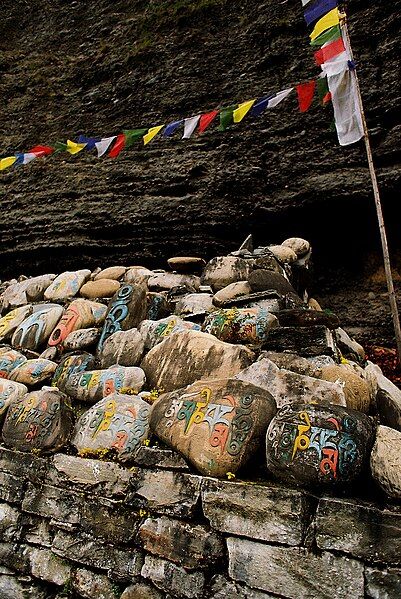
183,115,201,139
327,68,364,146
95,136,117,157
268,88,294,108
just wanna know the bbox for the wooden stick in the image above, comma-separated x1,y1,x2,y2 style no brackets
341,18,401,366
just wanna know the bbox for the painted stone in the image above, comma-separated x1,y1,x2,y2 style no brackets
10,359,58,386
150,378,276,477
97,283,147,353
52,353,96,389
201,256,252,292
203,307,278,345
281,237,311,258
12,305,64,351
235,358,346,409
99,329,145,368
266,403,374,488
146,292,170,321
370,425,401,499
44,269,91,301
94,266,127,281
79,279,120,299
2,387,74,454
248,270,298,296
167,257,206,274
48,299,107,349
63,328,100,352
277,309,340,330
0,379,28,423
39,347,59,361
140,316,201,350
319,365,371,413
0,348,27,378
175,293,215,319
147,272,201,292
268,245,297,264
1,274,56,310
0,305,33,342
59,365,146,403
72,393,150,462
212,281,252,307
141,330,254,393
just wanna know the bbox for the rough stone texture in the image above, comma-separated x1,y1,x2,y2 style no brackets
262,325,337,357
0,575,47,599
99,328,145,367
212,281,252,307
147,272,200,292
202,256,252,292
268,245,297,264
59,365,146,402
72,567,117,599
94,266,127,281
141,555,205,598
336,327,366,362
365,567,401,599
140,316,201,350
203,307,278,344
44,270,91,301
12,305,64,351
0,305,33,342
63,327,100,351
47,298,106,348
27,547,71,586
365,361,401,431
0,503,20,541
0,347,27,378
133,446,190,471
227,537,364,598
10,358,57,385
261,351,319,377
1,276,55,311
80,278,121,298
370,425,401,499
277,309,340,329
319,364,371,413
0,379,28,422
175,293,215,319
120,582,164,599
248,270,297,296
281,237,310,258
168,257,206,273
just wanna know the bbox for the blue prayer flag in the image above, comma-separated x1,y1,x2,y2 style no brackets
304,0,338,27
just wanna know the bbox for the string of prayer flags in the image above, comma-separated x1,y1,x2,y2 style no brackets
14,153,39,165
199,110,219,132
95,136,116,157
29,145,54,157
267,88,294,108
218,106,236,131
54,142,68,153
327,67,364,145
77,135,100,151
163,120,183,137
297,81,316,112
310,24,341,47
109,134,125,158
314,36,346,65
233,100,256,123
304,0,338,26
143,125,164,145
0,157,17,171
251,95,275,117
183,115,201,138
310,9,340,41
124,129,148,148
66,140,87,154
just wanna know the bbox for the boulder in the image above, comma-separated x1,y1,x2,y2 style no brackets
277,309,340,329
79,279,120,298
52,352,97,388
248,270,298,296
99,328,145,368
0,348,27,378
58,365,146,403
124,266,154,284
319,365,371,413
10,359,58,385
0,305,33,342
175,293,215,319
150,378,276,477
262,351,319,377
266,403,375,488
365,361,401,431
63,328,100,351
202,256,252,292
147,272,200,292
370,425,401,499
12,305,64,350
97,283,147,353
335,328,365,362
212,281,252,307
281,237,311,258
141,330,254,393
1,274,56,310
167,257,206,274
146,292,170,321
252,251,284,274
0,379,28,423
44,269,91,301
140,316,201,350
48,299,107,348
268,245,297,264
262,326,337,357
72,393,150,462
235,358,346,408
2,387,74,453
94,266,127,281
203,307,278,345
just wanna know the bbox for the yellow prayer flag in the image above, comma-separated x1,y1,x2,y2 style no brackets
233,100,256,123
66,140,87,155
310,9,340,41
0,156,17,171
143,125,165,145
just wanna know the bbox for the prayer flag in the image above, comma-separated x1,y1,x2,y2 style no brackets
0,156,17,171
54,142,68,152
218,106,236,131
109,134,125,158
304,0,338,26
123,129,148,148
314,36,345,65
296,81,316,112
66,140,87,155
320,52,349,76
251,95,275,117
77,135,100,150
302,0,313,5
143,125,164,145
316,76,332,105
183,115,201,138
15,152,38,165
327,67,364,145
310,24,341,46
310,9,340,41
163,120,183,137
199,110,219,132
267,88,293,108
233,100,256,123
29,145,54,156
95,137,116,158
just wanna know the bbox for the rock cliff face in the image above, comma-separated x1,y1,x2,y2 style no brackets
1,0,401,345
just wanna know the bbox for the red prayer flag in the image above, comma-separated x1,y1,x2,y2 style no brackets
296,81,316,113
29,145,54,157
199,110,219,133
109,134,125,158
314,37,346,66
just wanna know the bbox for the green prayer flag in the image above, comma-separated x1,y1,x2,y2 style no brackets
218,106,236,132
310,24,341,47
54,141,68,152
317,77,331,106
123,129,148,148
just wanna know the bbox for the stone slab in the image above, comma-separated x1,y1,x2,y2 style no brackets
141,554,205,599
262,326,336,357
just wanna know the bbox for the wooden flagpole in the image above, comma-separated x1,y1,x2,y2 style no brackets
341,14,401,366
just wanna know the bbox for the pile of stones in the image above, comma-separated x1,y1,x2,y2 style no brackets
1,236,401,499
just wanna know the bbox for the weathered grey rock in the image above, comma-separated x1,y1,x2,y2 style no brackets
72,393,150,462
139,516,224,569
12,305,64,350
0,576,47,599
202,477,312,545
0,305,33,342
120,582,164,599
51,352,96,389
252,251,284,274
124,266,154,284
202,256,252,292
0,347,27,378
99,328,145,368
0,379,27,422
227,537,364,598
2,387,74,454
203,307,278,345
262,325,337,357
141,555,205,599
1,274,56,310
248,270,298,296
140,316,200,350
335,327,366,362
365,567,401,599
44,269,91,301
146,292,170,321
39,346,58,361
365,361,401,431
147,272,200,291
63,327,100,351
72,567,117,599
268,245,297,264
94,266,127,281
0,503,20,541
319,364,371,413
262,351,319,377
21,482,83,524
235,358,346,409
133,446,190,471
281,237,311,258
97,283,147,353
212,281,252,307
10,358,57,385
277,309,340,329
80,278,121,298
168,256,206,273
150,377,276,477
266,403,375,488
59,365,146,403
370,425,401,499
209,575,275,599
175,293,214,319
48,299,106,349
141,330,254,392
27,547,71,586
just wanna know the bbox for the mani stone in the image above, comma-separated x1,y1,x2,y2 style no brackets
72,393,150,462
319,364,371,413
235,358,346,409
175,293,215,319
63,328,100,351
266,403,375,489
140,316,201,350
202,256,252,292
370,425,401,499
0,274,56,310
0,305,33,342
52,352,96,389
141,330,254,393
10,358,58,385
97,283,147,353
12,304,64,351
146,292,170,321
248,270,298,295
0,347,27,378
44,269,91,301
150,378,276,477
99,328,145,368
147,272,201,292
48,299,107,348
0,379,28,423
58,365,146,403
94,266,127,281
277,309,340,329
80,279,120,298
167,256,206,274
212,281,252,307
281,237,311,258
262,325,336,357
2,387,74,454
268,245,297,264
202,307,278,345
